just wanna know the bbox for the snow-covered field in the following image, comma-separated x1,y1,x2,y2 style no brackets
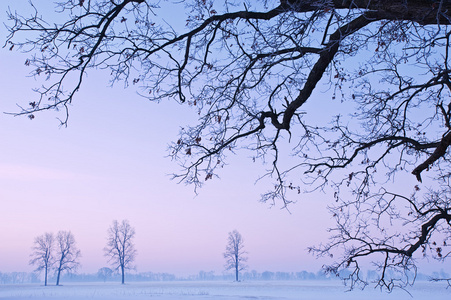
1,281,449,300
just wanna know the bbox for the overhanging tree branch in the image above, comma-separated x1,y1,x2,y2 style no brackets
6,0,451,291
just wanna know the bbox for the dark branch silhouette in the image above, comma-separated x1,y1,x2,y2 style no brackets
6,0,451,290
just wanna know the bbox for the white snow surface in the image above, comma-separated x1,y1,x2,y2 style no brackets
0,280,449,300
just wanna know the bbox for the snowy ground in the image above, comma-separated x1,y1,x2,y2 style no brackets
0,280,450,300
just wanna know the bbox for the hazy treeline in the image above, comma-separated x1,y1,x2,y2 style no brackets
0,272,40,284
0,270,325,284
196,270,327,281
2,269,446,284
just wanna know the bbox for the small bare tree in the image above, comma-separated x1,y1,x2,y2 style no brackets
224,230,248,282
97,267,113,282
54,231,81,286
29,232,54,286
104,220,136,284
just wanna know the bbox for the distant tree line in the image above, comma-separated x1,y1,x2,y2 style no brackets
0,272,40,284
0,270,329,284
195,270,327,281
62,269,331,282
3,269,446,284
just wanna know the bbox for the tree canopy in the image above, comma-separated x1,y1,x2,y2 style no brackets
5,0,451,290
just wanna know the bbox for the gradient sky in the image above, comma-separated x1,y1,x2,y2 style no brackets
0,0,339,276
0,1,445,278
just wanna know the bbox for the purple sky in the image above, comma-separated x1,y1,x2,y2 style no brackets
0,1,446,278
0,0,338,276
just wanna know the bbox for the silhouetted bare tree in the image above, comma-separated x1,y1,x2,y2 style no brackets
29,232,54,286
54,231,81,286
104,220,136,284
224,230,248,282
6,0,451,290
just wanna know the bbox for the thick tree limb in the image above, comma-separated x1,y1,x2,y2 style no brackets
283,0,451,25
276,13,376,130
412,131,451,182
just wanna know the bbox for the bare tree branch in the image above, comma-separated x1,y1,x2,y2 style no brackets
7,0,451,291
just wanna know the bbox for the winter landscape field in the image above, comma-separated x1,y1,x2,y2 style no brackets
1,280,450,300
2,3,451,300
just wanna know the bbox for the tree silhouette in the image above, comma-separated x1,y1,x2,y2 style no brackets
6,0,451,289
104,220,136,284
29,232,54,286
224,230,248,282
54,231,81,286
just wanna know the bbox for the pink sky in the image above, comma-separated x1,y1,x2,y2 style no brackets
0,1,337,276
0,0,446,278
